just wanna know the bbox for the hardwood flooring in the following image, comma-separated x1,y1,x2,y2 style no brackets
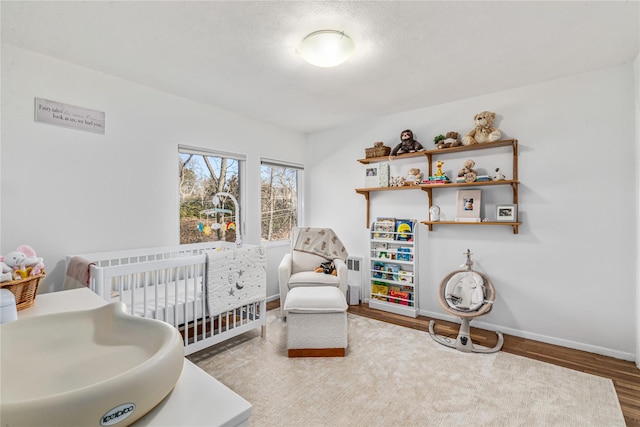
268,300,640,426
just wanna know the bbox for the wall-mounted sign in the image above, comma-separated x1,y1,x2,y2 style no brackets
34,97,105,134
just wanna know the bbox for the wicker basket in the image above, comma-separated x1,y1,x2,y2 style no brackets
365,142,391,158
0,272,45,310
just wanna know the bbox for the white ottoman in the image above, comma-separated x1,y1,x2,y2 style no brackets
283,286,348,357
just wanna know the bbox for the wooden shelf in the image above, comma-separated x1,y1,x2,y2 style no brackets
355,186,429,227
421,220,522,234
357,151,424,164
355,139,521,234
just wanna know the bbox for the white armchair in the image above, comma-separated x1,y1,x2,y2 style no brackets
278,227,348,316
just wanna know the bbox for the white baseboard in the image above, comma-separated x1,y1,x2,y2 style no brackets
421,309,635,362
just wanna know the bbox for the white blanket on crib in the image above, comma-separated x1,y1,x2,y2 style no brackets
205,245,266,317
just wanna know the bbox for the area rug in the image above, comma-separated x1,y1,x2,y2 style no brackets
188,311,625,427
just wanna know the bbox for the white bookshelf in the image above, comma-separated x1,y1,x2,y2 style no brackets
368,218,418,318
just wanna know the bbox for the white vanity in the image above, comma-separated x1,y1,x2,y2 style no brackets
16,288,252,427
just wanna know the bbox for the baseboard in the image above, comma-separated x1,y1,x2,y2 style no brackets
421,309,635,362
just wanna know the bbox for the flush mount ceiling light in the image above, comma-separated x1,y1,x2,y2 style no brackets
297,30,355,67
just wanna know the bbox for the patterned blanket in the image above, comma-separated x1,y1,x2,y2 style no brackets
205,245,266,317
293,227,348,261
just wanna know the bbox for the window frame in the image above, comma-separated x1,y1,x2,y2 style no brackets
260,158,304,244
178,145,246,245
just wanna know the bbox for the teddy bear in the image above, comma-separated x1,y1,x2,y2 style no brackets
462,111,502,145
406,168,423,185
457,159,478,183
0,245,45,281
390,129,424,156
436,131,461,149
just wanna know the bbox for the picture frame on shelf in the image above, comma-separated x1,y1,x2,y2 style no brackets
455,189,481,222
364,164,380,188
363,162,390,188
496,204,517,222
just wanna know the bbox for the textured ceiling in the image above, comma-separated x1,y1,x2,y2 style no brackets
2,1,639,134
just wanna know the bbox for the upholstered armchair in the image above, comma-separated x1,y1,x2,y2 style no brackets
278,227,348,316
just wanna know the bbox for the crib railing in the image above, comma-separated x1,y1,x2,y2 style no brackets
69,242,266,355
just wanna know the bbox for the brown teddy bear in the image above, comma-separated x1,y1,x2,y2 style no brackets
462,111,502,145
436,131,461,149
406,168,423,185
457,159,478,183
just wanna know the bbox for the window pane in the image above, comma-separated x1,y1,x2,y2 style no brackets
261,164,298,241
179,151,241,244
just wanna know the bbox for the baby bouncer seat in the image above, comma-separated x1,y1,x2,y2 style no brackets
429,249,504,353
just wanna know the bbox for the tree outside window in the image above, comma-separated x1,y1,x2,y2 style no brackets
179,149,241,244
261,162,300,242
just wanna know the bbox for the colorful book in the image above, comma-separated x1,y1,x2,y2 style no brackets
389,288,410,305
374,217,396,240
371,282,388,301
396,247,412,261
383,263,400,281
395,219,413,241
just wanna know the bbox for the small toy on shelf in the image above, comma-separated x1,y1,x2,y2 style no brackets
493,168,506,180
462,111,502,145
435,131,461,149
457,159,478,183
390,129,424,157
406,168,423,185
435,160,445,177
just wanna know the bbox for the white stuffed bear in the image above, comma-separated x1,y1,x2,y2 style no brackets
0,245,45,281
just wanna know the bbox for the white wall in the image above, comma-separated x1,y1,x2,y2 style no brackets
0,45,306,298
635,53,640,369
306,64,637,361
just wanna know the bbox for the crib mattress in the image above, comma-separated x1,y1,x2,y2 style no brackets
111,281,205,326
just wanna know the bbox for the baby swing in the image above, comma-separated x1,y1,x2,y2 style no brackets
429,249,503,353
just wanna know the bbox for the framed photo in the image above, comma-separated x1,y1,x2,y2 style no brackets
364,162,389,188
455,190,481,222
496,204,517,222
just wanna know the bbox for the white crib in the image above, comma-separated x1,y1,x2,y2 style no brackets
66,242,267,355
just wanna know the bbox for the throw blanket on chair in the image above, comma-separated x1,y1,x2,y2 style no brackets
205,245,266,317
293,227,348,261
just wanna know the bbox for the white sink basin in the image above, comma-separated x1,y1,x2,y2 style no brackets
1,302,184,426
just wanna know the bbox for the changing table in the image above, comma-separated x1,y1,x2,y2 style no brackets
17,288,252,427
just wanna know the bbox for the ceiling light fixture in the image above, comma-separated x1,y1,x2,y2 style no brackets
298,30,355,68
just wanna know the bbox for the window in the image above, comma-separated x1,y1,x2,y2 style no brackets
260,160,303,242
179,146,244,244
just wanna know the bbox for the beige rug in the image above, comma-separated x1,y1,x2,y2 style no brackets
188,311,625,426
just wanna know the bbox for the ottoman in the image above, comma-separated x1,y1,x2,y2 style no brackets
283,286,348,357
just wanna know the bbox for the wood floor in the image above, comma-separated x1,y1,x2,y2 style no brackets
268,300,640,426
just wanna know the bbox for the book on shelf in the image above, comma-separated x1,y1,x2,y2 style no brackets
388,287,410,306
371,282,388,301
395,219,413,241
396,247,412,261
372,262,386,279
382,263,400,281
398,270,413,283
373,217,396,240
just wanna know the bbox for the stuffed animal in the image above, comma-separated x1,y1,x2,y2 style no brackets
462,111,502,145
406,168,423,184
458,159,478,183
0,245,45,280
493,167,506,181
436,131,461,149
435,161,445,177
391,129,424,156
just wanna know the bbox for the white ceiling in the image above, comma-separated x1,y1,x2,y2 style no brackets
2,1,639,134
